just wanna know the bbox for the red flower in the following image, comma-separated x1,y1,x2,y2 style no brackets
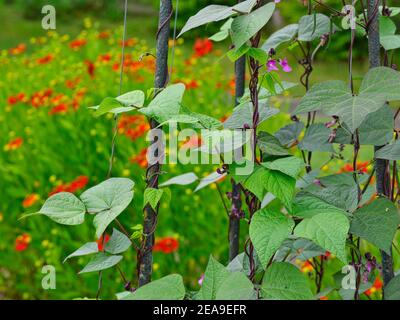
5,137,23,151
153,237,179,254
96,234,110,252
37,54,54,65
15,234,31,252
8,93,26,105
49,104,68,115
66,176,89,193
22,194,40,208
194,38,213,57
99,53,112,63
365,277,383,296
85,60,95,78
49,176,89,196
69,39,87,50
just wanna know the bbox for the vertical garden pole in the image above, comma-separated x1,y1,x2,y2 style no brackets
229,29,245,261
138,0,172,287
368,0,395,287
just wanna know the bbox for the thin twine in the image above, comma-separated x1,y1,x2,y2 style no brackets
169,0,179,81
97,0,129,300
107,0,129,179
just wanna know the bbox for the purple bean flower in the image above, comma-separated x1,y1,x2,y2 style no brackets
198,274,204,286
279,58,292,72
267,59,279,72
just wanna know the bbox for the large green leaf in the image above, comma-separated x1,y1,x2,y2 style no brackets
334,104,394,146
178,5,233,37
376,139,400,160
79,252,123,274
298,14,338,42
350,198,400,254
80,178,134,238
298,123,334,152
143,188,164,210
263,169,296,210
33,192,86,225
384,275,400,300
215,272,255,300
294,212,349,263
250,209,294,268
261,262,313,300
262,24,299,52
94,97,125,117
294,80,352,115
257,131,290,156
274,238,326,262
104,228,131,255
275,122,304,147
140,84,185,123
244,166,268,200
194,172,226,192
116,90,145,108
292,193,347,219
198,255,229,300
63,242,98,263
261,156,304,179
223,101,279,129
295,67,400,132
381,35,400,51
159,172,199,187
304,183,358,211
380,16,400,51
231,2,275,48
178,0,257,37
121,274,185,300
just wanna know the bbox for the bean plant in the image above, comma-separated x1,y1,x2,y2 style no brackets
22,0,400,300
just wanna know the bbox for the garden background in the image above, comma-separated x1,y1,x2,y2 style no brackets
0,0,397,299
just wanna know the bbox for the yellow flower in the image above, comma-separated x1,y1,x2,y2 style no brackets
0,212,3,222
153,263,160,272
122,169,130,177
42,240,50,248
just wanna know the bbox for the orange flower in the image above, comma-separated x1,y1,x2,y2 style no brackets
339,161,370,174
22,194,40,208
300,260,314,273
365,277,383,296
194,38,213,57
15,233,31,252
131,149,148,168
154,237,179,254
65,77,81,89
9,43,26,55
96,234,110,252
319,296,329,300
5,137,23,151
49,104,68,115
97,31,110,39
